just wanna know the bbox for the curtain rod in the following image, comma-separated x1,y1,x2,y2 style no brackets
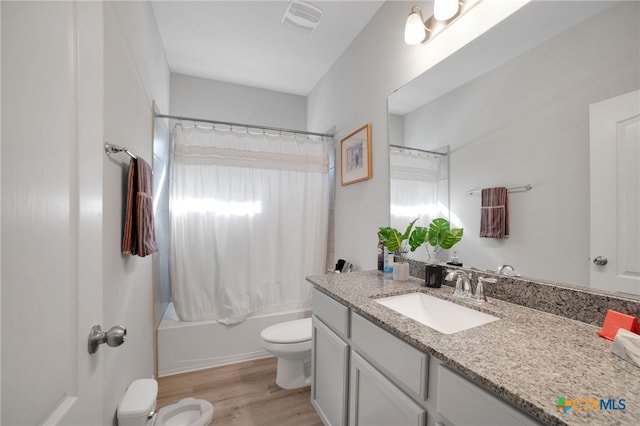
389,144,448,157
154,113,334,139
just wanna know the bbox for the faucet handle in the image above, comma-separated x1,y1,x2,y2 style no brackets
475,277,495,303
453,277,466,297
475,280,487,302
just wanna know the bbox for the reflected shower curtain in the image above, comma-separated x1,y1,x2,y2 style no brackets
170,124,330,323
389,148,446,244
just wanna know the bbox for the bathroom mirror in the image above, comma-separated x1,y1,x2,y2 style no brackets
388,1,640,295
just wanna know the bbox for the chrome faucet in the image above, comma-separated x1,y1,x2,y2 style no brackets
496,264,514,275
445,269,473,298
446,269,492,302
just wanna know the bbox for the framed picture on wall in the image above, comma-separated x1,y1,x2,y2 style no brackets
340,123,372,185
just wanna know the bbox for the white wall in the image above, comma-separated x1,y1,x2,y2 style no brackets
307,0,528,271
170,73,306,129
0,3,3,420
400,2,639,285
102,2,169,424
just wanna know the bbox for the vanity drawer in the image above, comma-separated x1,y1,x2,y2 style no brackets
312,288,350,339
351,312,428,403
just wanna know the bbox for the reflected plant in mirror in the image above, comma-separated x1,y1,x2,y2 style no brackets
409,218,463,264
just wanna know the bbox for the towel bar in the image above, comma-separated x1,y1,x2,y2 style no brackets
105,142,137,160
466,184,532,195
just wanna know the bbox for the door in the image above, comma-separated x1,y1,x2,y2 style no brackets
590,90,640,295
1,1,104,424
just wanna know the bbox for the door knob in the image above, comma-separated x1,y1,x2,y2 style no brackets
593,256,608,266
88,324,127,354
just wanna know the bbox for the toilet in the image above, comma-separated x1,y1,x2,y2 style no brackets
118,379,214,426
260,317,313,389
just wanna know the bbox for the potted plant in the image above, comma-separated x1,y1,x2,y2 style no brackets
409,218,463,287
377,218,417,281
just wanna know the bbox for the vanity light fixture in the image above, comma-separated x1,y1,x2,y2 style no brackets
404,0,482,45
434,0,459,21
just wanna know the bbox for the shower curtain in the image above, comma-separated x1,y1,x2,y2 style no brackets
389,148,446,235
170,124,330,323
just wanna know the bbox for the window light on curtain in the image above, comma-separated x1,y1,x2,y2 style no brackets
389,148,447,260
170,124,330,323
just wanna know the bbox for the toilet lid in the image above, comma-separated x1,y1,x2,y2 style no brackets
118,379,158,421
260,317,312,343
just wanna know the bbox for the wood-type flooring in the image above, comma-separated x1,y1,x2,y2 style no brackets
157,357,323,426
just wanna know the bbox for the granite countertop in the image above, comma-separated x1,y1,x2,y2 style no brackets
306,270,640,426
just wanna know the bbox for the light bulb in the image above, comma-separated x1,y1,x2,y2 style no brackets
434,0,459,21
404,7,426,45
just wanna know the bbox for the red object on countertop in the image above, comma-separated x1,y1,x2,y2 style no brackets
597,310,640,340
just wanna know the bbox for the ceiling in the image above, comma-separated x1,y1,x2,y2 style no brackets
151,1,386,96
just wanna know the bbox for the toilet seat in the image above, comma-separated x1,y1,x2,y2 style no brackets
260,317,312,343
154,397,214,426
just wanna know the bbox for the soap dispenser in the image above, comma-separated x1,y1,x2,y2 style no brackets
446,251,463,267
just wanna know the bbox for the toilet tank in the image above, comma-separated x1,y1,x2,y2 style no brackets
117,379,158,426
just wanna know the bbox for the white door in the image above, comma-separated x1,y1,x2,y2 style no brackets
590,90,640,295
1,2,104,424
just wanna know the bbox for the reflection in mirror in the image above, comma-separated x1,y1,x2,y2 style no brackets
388,144,449,262
388,1,640,296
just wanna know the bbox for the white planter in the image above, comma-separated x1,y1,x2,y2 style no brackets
392,262,410,281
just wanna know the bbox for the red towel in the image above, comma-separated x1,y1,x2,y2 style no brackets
480,187,509,238
122,158,158,257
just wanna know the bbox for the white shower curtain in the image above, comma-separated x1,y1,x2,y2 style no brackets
170,124,330,323
390,148,446,236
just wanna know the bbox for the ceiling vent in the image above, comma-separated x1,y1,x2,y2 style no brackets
281,0,323,33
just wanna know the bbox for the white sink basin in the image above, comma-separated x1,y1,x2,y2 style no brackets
375,292,499,334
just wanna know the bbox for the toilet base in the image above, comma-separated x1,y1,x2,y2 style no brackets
275,356,311,389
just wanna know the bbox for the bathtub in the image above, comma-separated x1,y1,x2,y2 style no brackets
157,303,311,377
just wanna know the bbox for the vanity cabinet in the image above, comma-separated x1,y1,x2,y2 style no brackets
436,364,540,426
350,351,427,425
351,313,429,404
311,287,540,426
311,289,350,426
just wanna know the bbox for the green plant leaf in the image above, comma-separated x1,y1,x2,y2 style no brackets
421,217,464,250
377,227,403,252
402,218,419,241
378,218,418,253
439,228,463,249
409,226,427,251
427,218,451,247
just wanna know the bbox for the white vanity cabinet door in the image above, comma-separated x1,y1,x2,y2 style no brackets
312,317,350,426
350,351,427,426
437,365,541,426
